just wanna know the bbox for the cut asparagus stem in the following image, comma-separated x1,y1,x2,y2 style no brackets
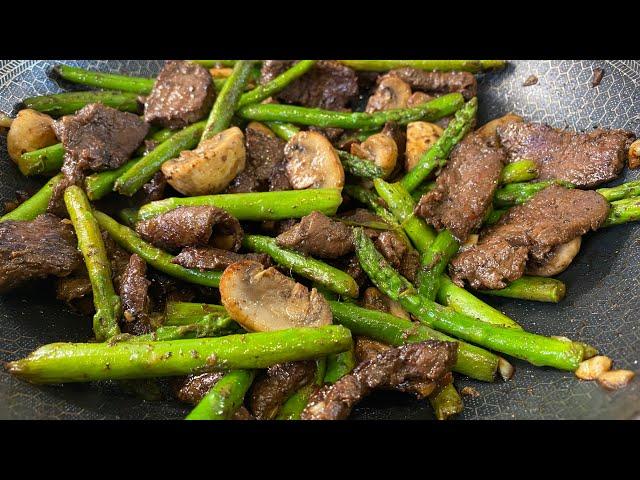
23,90,141,116
337,149,385,179
336,60,507,72
603,196,640,226
165,302,227,326
478,276,566,303
597,179,640,202
417,229,460,301
18,143,64,176
130,316,240,342
264,121,299,141
276,358,327,421
323,345,357,384
185,370,255,420
429,383,464,420
86,158,141,200
493,180,575,208
4,325,353,384
53,65,155,94
0,174,63,222
238,60,316,108
189,60,238,68
117,208,139,227
499,159,538,184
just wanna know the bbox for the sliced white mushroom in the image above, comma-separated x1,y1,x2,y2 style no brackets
526,237,581,277
7,109,58,163
476,113,523,142
365,75,412,113
284,131,345,189
219,260,333,332
628,139,640,169
596,370,636,390
406,91,434,108
405,121,444,172
350,132,398,178
161,126,246,196
575,355,612,380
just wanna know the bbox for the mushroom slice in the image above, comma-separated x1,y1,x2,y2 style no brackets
7,109,58,163
365,75,412,113
162,126,246,196
406,91,434,108
284,131,345,190
476,113,523,143
629,139,640,169
350,133,398,178
526,237,582,277
405,121,444,171
219,260,333,332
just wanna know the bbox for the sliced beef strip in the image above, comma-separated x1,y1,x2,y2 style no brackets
374,231,420,282
450,185,610,289
415,132,506,242
135,171,167,205
136,206,243,252
497,122,635,188
301,340,458,420
144,60,216,129
0,214,82,293
260,60,359,110
172,247,272,270
119,254,152,335
387,68,477,100
147,271,197,310
276,211,354,259
249,361,317,420
175,372,226,404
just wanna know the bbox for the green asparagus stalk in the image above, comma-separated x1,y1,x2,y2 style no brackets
18,143,64,176
478,276,566,303
276,358,327,420
85,158,141,200
499,159,538,184
597,179,640,202
238,93,464,129
429,383,464,420
329,301,498,381
189,60,238,68
323,346,357,384
264,122,299,141
5,325,353,384
343,184,409,241
337,149,385,179
200,60,255,142
53,65,155,94
410,181,436,202
93,211,223,287
417,229,459,301
493,180,575,208
23,90,141,116
165,302,227,326
137,188,343,222
400,97,477,193
186,369,255,420
114,120,206,197
117,208,139,227
603,196,640,226
242,234,359,298
337,60,507,72
63,186,121,341
130,316,240,342
484,208,506,226
238,60,316,108
0,174,62,222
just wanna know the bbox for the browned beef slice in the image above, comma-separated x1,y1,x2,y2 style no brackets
136,206,243,252
249,361,317,420
497,122,635,188
144,60,216,129
0,214,82,293
225,124,290,193
260,60,358,110
301,341,458,420
276,211,354,259
450,185,610,289
135,171,167,205
119,254,152,335
374,231,420,282
388,68,477,100
175,372,225,404
172,247,272,270
147,271,197,309
415,132,506,242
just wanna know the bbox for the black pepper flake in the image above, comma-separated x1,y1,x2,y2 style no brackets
522,75,538,87
591,68,604,87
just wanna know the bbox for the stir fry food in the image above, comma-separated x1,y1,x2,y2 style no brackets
1,59,638,420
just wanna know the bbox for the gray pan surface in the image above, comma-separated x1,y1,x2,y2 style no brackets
0,60,638,419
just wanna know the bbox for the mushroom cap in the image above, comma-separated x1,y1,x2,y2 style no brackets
406,121,444,171
220,260,333,332
526,237,582,277
284,131,345,190
7,109,57,163
366,75,412,113
351,133,398,178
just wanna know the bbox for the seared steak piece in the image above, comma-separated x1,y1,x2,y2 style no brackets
144,60,216,129
260,60,358,110
136,206,243,252
497,122,635,188
374,231,420,282
388,68,477,100
172,247,272,270
249,361,317,420
147,271,197,310
135,171,167,205
301,340,458,420
276,211,354,259
0,214,81,293
450,185,610,289
225,123,290,193
175,372,226,404
415,132,506,241
119,254,152,335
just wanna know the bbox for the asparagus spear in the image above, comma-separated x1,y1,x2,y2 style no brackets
93,211,223,287
63,186,121,341
200,60,255,142
130,316,240,342
185,370,255,420
237,93,464,129
479,276,566,303
336,60,507,72
276,358,327,420
0,174,63,222
114,120,206,197
499,159,538,184
400,97,477,193
597,179,640,202
137,188,343,222
417,229,459,301
353,227,585,371
53,65,155,94
493,180,575,208
5,325,352,384
165,302,227,326
23,91,141,116
242,234,359,298
237,60,316,108
337,149,385,179
85,159,141,200
329,300,499,381
18,143,64,176
603,196,640,226
189,60,238,68
323,346,357,384
117,208,139,227
429,383,464,420
264,121,299,141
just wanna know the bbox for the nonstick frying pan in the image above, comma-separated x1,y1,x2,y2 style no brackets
0,60,638,419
